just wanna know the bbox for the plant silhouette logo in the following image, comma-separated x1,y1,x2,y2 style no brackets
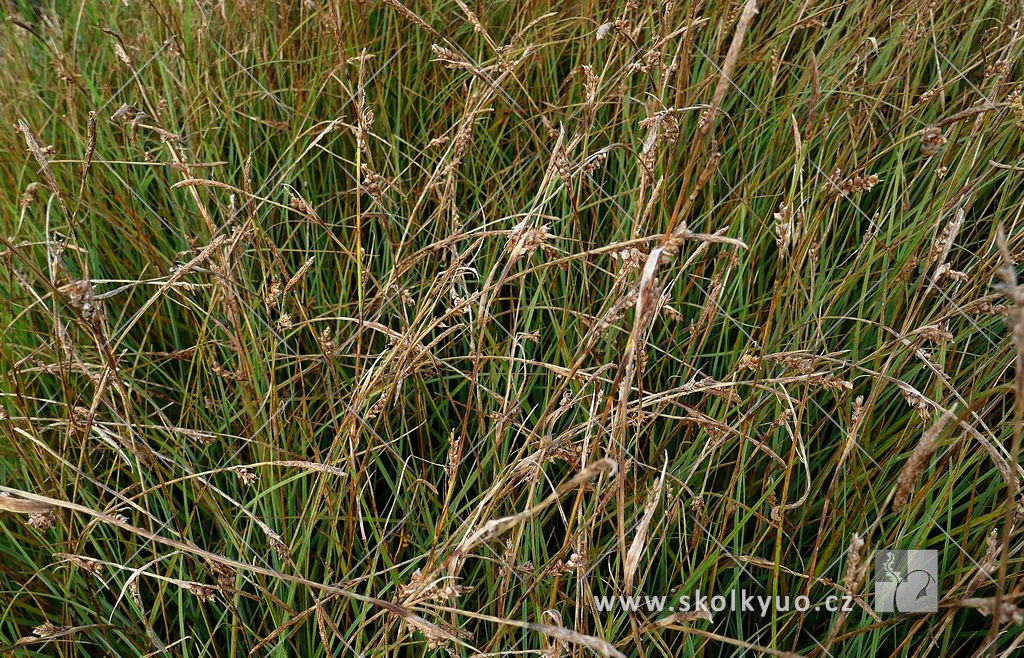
874,550,938,613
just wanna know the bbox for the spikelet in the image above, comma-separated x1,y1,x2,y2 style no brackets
20,182,41,210
1009,88,1024,128
81,111,97,186
700,0,758,135
842,533,866,593
381,0,434,32
823,168,880,203
285,257,315,294
234,467,259,487
920,126,947,156
927,209,964,267
59,280,101,322
27,509,56,531
966,529,1000,595
892,411,953,511
431,44,468,69
33,622,70,638
18,120,69,218
264,276,282,309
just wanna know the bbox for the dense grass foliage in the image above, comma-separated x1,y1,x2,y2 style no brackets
1,0,1023,655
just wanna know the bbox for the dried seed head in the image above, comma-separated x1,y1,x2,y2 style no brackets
265,277,282,309
113,42,132,67
235,467,258,487
362,168,386,204
381,0,432,31
59,280,101,322
807,373,853,391
580,64,597,105
628,48,663,74
506,222,552,262
1009,88,1024,128
269,534,292,564
851,395,865,427
20,182,42,210
934,265,968,282
613,246,646,273
81,110,97,182
57,553,104,576
842,533,866,593
984,59,1010,78
824,169,881,202
403,612,466,652
581,148,608,175
431,44,467,69
288,192,318,220
918,324,953,344
892,411,952,511
967,528,1000,595
690,494,707,520
284,257,315,294
927,209,963,267
773,202,802,254
899,384,931,420
773,353,815,374
774,202,792,249
33,622,70,638
736,353,761,370
444,429,461,481
27,509,56,532
920,126,947,156
18,120,68,218
364,394,387,423
187,583,218,602
319,326,337,357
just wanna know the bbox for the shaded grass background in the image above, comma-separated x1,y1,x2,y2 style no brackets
0,0,1022,655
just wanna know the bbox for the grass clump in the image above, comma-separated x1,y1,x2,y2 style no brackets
1,0,1023,655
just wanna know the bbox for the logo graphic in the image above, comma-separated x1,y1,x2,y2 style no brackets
874,549,938,613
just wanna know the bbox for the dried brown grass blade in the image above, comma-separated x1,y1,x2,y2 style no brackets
0,494,54,514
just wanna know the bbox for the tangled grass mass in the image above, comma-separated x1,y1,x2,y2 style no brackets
1,0,1024,655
